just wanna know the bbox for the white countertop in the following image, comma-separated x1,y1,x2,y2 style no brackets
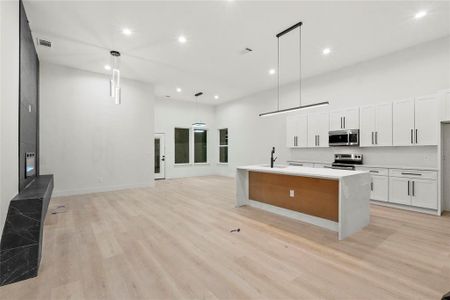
286,160,438,171
237,165,368,180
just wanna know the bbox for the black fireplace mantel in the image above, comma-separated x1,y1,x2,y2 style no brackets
0,175,53,286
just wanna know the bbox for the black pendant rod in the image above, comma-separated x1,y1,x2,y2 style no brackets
276,21,303,38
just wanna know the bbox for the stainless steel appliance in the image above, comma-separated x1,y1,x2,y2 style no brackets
329,129,360,146
330,154,363,170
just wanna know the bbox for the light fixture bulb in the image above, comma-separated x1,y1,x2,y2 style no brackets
178,35,187,44
104,65,111,70
414,10,427,19
214,95,219,100
122,28,132,36
176,87,182,93
269,69,276,75
322,48,331,55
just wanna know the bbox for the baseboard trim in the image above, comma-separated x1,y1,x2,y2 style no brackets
52,182,155,197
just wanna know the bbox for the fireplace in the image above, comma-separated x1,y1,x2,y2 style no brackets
25,152,36,178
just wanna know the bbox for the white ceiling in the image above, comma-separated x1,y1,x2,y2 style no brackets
24,1,450,104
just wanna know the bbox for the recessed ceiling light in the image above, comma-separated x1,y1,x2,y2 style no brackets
214,95,219,100
414,10,427,19
122,28,133,36
104,65,111,70
322,48,331,55
178,35,187,44
176,87,182,93
268,69,276,75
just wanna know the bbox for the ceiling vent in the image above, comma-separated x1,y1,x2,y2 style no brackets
37,38,52,48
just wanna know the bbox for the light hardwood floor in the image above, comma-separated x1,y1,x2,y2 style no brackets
1,176,449,300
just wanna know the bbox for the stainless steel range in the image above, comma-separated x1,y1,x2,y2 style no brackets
330,154,363,170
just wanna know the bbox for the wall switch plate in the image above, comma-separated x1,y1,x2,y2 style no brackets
289,190,295,197
28,105,32,112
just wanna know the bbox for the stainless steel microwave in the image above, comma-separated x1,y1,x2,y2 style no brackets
328,129,360,146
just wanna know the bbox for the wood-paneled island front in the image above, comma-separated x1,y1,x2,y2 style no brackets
236,165,371,240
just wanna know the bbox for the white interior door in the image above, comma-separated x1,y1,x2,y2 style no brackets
443,124,450,211
154,133,166,180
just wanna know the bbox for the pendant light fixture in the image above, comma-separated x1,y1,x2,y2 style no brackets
192,92,206,129
259,22,329,117
109,50,121,105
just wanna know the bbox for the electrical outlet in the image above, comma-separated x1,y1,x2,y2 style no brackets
289,190,295,197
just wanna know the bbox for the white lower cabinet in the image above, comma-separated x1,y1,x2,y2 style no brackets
388,169,438,210
371,175,389,202
411,179,438,209
389,177,411,205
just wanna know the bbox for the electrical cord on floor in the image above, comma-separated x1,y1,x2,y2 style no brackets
51,205,66,215
230,228,240,233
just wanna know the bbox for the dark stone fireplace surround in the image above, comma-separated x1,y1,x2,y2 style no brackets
0,0,53,286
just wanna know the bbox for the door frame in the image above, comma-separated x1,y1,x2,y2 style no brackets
154,133,166,180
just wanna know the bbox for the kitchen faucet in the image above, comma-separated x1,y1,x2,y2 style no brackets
270,147,277,168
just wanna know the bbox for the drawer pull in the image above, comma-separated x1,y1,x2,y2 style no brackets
401,172,422,176
369,170,379,173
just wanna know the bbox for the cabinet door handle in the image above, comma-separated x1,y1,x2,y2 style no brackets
340,117,343,129
370,181,373,191
343,117,346,129
318,135,320,146
407,180,410,196
315,135,317,146
401,172,422,176
410,129,413,144
415,129,418,144
412,181,415,196
371,132,374,145
375,132,378,145
369,170,379,173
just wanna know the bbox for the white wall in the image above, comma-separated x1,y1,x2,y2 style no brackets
40,63,155,196
216,37,450,176
154,98,217,178
0,0,19,236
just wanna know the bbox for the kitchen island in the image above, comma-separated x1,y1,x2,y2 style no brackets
236,165,371,240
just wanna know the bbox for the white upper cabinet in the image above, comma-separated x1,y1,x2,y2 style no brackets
393,96,439,146
360,106,376,147
414,95,439,145
360,103,393,147
393,98,416,146
330,108,359,131
286,114,308,148
307,112,329,148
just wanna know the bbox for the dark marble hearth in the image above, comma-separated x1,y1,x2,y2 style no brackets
0,175,53,286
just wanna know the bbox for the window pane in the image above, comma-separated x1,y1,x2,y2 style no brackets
175,128,189,164
219,129,228,146
154,138,160,173
219,146,228,163
194,130,207,163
